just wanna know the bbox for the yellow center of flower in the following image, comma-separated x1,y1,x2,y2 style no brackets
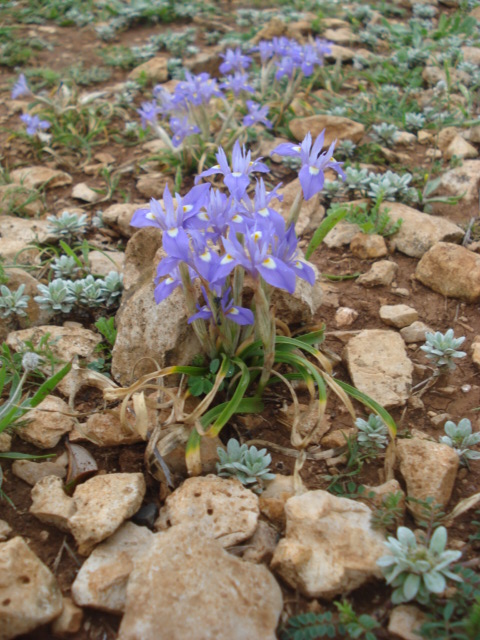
262,257,276,269
200,250,211,262
221,254,234,264
228,308,239,315
253,231,262,242
183,204,193,213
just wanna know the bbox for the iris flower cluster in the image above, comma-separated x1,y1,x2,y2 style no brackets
136,38,332,152
130,136,340,351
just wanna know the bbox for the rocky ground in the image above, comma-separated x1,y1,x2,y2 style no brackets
1,1,480,639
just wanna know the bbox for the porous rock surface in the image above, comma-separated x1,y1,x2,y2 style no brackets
118,524,283,640
69,473,146,554
155,475,259,547
18,395,75,449
271,490,387,598
30,475,76,532
396,438,459,521
0,537,63,640
416,242,480,303
343,329,413,407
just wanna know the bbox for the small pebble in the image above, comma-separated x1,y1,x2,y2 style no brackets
461,384,471,393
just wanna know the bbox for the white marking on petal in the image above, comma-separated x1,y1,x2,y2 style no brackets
167,228,179,237
232,214,243,223
146,212,156,220
221,254,234,264
165,277,174,284
262,257,276,269
295,260,303,269
183,204,193,213
232,171,242,177
258,207,269,217
293,145,301,152
198,212,209,221
200,250,212,262
309,166,320,175
228,307,239,315
253,231,262,242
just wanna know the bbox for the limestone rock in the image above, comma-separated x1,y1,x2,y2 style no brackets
434,160,480,222
0,433,11,453
118,525,283,640
19,396,75,449
322,27,359,45
72,522,153,614
277,178,325,235
155,475,259,547
259,474,307,527
323,220,360,247
270,271,322,324
271,491,387,598
112,228,200,385
0,536,63,640
343,330,413,407
10,166,72,190
388,605,427,640
397,438,459,521
445,135,478,160
251,17,288,44
335,307,358,327
70,473,146,554
327,44,356,61
472,335,480,370
102,202,148,237
136,172,173,199
0,216,54,263
357,260,398,287
72,182,101,203
416,242,480,302
30,475,76,532
400,321,432,344
128,57,168,82
0,521,12,542
88,249,124,276
461,46,480,65
51,597,83,636
379,304,418,329
12,456,67,486
350,233,388,259
381,203,463,258
240,520,278,564
289,115,365,145
70,410,143,447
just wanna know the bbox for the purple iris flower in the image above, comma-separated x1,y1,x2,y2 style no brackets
194,189,236,239
20,113,50,136
169,116,200,147
189,286,253,326
271,37,294,57
12,74,31,100
299,45,322,77
219,48,252,74
243,101,272,129
251,40,274,64
275,224,316,285
154,264,183,303
220,72,254,97
314,38,333,58
138,100,160,129
275,56,297,80
220,221,296,293
173,71,223,108
152,85,174,115
236,179,284,235
271,130,346,200
195,141,269,200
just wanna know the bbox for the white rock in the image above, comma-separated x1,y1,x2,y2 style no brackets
324,220,360,247
400,321,433,343
335,307,358,327
30,475,76,532
259,474,307,527
0,537,63,640
445,135,478,160
434,160,480,221
70,410,143,447
10,166,72,190
12,456,67,485
0,521,12,542
102,202,148,237
19,396,75,449
0,434,12,453
343,330,413,407
72,522,153,613
388,605,426,640
357,260,398,287
118,525,283,640
271,491,387,598
397,438,459,521
240,520,278,564
70,473,146,554
88,250,124,276
0,217,54,263
379,304,419,329
155,475,259,547
381,203,464,258
72,182,101,203
277,178,325,235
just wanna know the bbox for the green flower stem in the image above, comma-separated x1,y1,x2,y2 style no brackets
287,189,304,227
178,264,215,358
214,98,238,146
253,280,275,395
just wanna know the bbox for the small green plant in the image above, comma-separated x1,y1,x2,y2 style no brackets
440,419,480,465
420,329,467,372
0,284,30,319
88,316,117,375
355,413,390,450
51,255,82,279
335,601,380,640
370,122,400,147
377,526,462,605
370,491,405,532
34,279,76,314
216,439,275,493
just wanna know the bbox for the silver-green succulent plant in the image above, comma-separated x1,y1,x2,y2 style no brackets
0,284,30,319
440,418,480,465
377,526,462,605
216,439,275,493
371,123,400,147
99,271,124,307
420,329,467,371
47,211,88,239
34,279,76,314
355,414,389,450
51,255,81,279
